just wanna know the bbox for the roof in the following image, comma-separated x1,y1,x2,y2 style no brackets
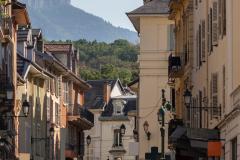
12,1,31,25
32,29,42,38
44,43,73,53
127,0,170,15
84,80,119,109
127,0,170,32
101,97,136,117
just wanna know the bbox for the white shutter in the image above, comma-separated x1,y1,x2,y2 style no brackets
212,1,218,46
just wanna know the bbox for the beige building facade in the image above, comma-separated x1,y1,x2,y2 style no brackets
127,0,175,159
169,0,239,159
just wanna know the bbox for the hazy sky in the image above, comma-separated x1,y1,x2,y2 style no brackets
71,0,143,31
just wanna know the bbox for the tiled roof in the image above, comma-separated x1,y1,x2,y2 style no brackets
127,0,170,15
44,43,73,53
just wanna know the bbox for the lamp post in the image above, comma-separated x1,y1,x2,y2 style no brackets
157,89,167,160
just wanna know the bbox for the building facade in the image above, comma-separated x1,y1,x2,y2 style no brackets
169,0,239,159
0,1,30,159
127,0,175,159
84,80,137,160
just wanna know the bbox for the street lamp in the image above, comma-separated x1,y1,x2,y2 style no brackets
49,126,55,138
120,124,126,135
86,135,91,146
183,89,192,107
158,107,165,126
22,100,30,117
0,100,30,118
143,121,151,140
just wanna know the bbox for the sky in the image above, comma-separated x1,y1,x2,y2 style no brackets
71,0,143,31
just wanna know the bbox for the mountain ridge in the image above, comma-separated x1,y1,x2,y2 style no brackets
19,0,138,43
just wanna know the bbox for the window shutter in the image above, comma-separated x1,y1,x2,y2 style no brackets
202,20,206,62
208,14,211,53
196,31,199,68
218,0,222,38
222,0,226,36
212,1,218,46
212,73,218,118
198,25,202,66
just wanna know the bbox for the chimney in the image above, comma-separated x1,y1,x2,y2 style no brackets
143,0,152,4
103,81,111,104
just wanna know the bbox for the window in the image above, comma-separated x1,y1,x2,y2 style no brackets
211,73,219,118
222,65,226,114
168,24,175,51
231,137,237,160
113,129,122,147
113,100,124,115
212,1,218,46
46,79,50,91
63,82,69,104
55,103,60,125
222,0,226,35
46,97,50,122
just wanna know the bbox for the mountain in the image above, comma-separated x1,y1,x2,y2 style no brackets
20,0,138,43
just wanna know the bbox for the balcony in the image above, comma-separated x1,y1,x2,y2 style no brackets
0,74,14,112
168,54,183,78
0,16,13,43
67,104,94,130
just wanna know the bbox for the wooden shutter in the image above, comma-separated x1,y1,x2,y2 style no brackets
196,31,199,68
199,24,202,66
222,0,226,36
218,0,222,38
212,1,218,46
212,73,218,117
202,20,206,62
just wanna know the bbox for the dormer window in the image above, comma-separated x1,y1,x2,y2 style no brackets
112,99,126,116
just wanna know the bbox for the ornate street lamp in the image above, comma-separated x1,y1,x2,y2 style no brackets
120,124,126,135
86,135,91,146
183,89,192,107
22,100,30,117
157,107,165,125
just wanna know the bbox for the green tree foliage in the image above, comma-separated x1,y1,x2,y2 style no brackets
73,39,139,84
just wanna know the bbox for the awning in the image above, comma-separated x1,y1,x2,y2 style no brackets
169,126,221,157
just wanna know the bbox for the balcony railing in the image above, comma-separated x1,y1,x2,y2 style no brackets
168,53,183,78
0,73,14,112
80,107,94,124
67,104,94,125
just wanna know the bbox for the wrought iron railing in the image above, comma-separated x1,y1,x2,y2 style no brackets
168,53,182,78
67,104,94,124
80,107,94,124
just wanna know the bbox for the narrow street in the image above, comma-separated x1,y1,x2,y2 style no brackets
0,0,239,160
